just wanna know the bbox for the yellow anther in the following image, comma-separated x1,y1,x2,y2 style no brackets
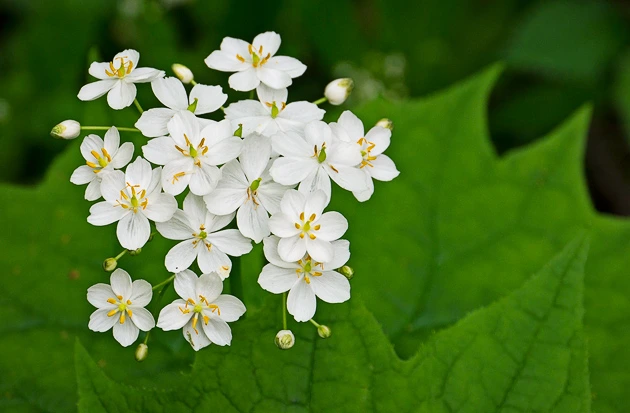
187,298,196,305
101,148,112,162
107,309,118,317
120,190,129,200
202,146,209,155
139,189,146,199
192,314,198,333
127,309,133,318
107,298,117,304
90,150,100,160
198,138,205,148
86,161,98,168
295,223,301,229
236,54,245,63
330,164,339,173
178,306,190,314
309,213,316,221
199,295,209,305
119,312,126,324
117,295,123,300
184,133,192,146
313,271,322,276
175,145,187,154
126,299,132,305
314,224,321,230
304,275,311,284
221,265,229,271
309,234,316,240
208,304,221,315
172,172,186,184
300,212,305,221
299,233,305,239
203,315,210,325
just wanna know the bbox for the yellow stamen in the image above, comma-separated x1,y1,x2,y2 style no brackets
309,234,316,240
300,233,305,239
203,315,209,325
126,299,132,305
295,223,301,229
119,312,126,324
86,161,98,168
90,150,100,160
117,295,123,300
330,165,339,173
120,190,129,200
236,54,245,62
107,298,117,304
300,212,305,221
313,271,322,276
192,314,199,334
304,275,311,284
107,309,118,317
172,172,186,184
184,133,192,146
314,224,321,230
309,213,316,221
101,148,112,162
127,309,133,318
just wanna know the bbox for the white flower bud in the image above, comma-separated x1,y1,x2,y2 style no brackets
102,258,117,272
339,265,354,280
275,329,295,350
376,118,393,130
135,343,148,362
324,78,354,105
317,325,332,339
51,120,80,140
172,63,194,84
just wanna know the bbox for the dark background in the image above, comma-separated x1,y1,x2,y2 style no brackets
1,0,630,214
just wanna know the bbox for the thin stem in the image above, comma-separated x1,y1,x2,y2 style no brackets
190,79,198,86
133,98,144,114
81,126,141,133
282,292,287,330
114,249,127,261
145,278,173,344
230,256,243,300
220,106,226,112
249,90,254,99
152,274,175,291
309,318,321,328
312,97,327,105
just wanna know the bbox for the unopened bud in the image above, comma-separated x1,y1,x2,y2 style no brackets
135,343,148,362
324,78,354,105
317,325,332,339
172,63,194,84
51,120,81,139
376,118,393,130
275,329,295,350
339,265,354,280
234,124,243,138
129,248,142,256
103,258,117,272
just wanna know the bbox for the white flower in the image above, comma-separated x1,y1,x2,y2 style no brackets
87,269,155,347
51,119,81,139
268,189,347,262
259,236,350,322
205,31,306,91
142,110,242,196
78,49,164,110
269,121,369,201
135,77,227,137
157,270,246,351
324,78,354,105
87,157,177,250
70,127,134,201
331,111,400,201
204,134,291,243
224,84,324,138
156,192,252,275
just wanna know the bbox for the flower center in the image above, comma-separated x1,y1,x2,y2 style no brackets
86,148,112,172
296,256,324,284
106,295,133,324
105,56,133,78
246,178,263,208
312,144,329,164
294,212,321,240
116,183,148,213
192,225,212,251
357,137,377,168
265,101,287,118
235,44,271,68
178,295,221,334
172,133,209,184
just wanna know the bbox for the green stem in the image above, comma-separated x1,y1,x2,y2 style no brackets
152,274,175,291
114,249,127,261
309,318,321,328
230,256,243,300
282,292,287,330
133,98,144,114
81,126,141,133
190,79,198,86
145,278,172,344
312,97,327,105
249,90,254,100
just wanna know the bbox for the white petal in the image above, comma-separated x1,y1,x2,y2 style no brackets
71,165,96,185
314,211,348,241
364,126,391,155
207,229,253,256
240,134,271,181
327,140,363,167
151,77,188,110
174,269,199,299
78,80,117,101
103,126,120,155
162,158,194,196
87,202,127,226
305,237,334,262
196,273,224,302
257,67,292,89
304,190,328,220
107,81,137,110
369,154,400,181
88,309,117,332
157,299,192,330
125,157,153,189
197,247,231,277
279,189,306,220
199,118,233,147
327,239,351,269
256,84,288,105
80,134,104,161
303,120,332,148
110,269,133,298
113,317,140,347
220,37,251,57
84,179,102,201
278,236,307,262
205,48,248,72
130,279,153,307
253,31,281,56
142,136,180,165
87,283,116,308
125,67,164,83
183,192,210,227
110,142,134,169
202,316,232,346
352,176,375,202
228,68,260,91
114,49,140,70
337,110,364,140
224,101,270,136
270,157,318,186
258,264,297,293
203,136,243,166
262,235,297,269
325,164,369,193
257,176,288,215
265,56,307,78
156,210,195,240
143,193,177,222
129,307,155,331
237,201,269,243
212,295,246,322
271,130,312,158
190,84,227,115
99,170,126,202
189,163,222,196
88,62,113,80
183,318,212,351
203,162,248,216
278,102,325,127
269,213,301,238
165,240,198,273
135,108,175,138
116,212,151,250
309,271,350,303
167,110,200,148
287,279,316,322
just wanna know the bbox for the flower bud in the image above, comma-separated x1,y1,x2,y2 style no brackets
51,120,81,140
317,325,332,339
339,265,354,280
172,63,194,84
234,124,243,138
324,78,354,105
129,248,142,256
275,329,295,350
103,258,117,272
135,343,148,362
376,118,393,130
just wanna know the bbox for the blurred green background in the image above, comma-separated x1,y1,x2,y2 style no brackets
2,0,630,216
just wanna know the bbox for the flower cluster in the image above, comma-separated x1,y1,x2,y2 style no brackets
55,31,399,356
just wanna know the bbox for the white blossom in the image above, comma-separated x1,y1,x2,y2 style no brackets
70,127,134,201
87,269,155,347
156,192,252,275
142,110,242,196
330,111,400,201
204,134,291,243
135,77,227,137
259,236,350,322
157,270,246,351
268,189,348,262
87,157,177,250
324,78,354,105
205,31,306,91
51,120,81,139
78,49,164,110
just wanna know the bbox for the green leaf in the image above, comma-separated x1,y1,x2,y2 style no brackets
75,236,590,412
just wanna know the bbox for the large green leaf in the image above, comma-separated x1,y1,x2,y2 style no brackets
74,237,591,412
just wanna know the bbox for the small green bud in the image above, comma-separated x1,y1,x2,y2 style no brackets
317,325,332,339
376,118,393,130
250,178,262,191
187,97,199,113
103,258,117,272
275,330,295,350
339,265,354,280
135,343,149,362
129,248,142,256
234,124,243,138
317,147,327,163
172,63,194,84
51,120,80,140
